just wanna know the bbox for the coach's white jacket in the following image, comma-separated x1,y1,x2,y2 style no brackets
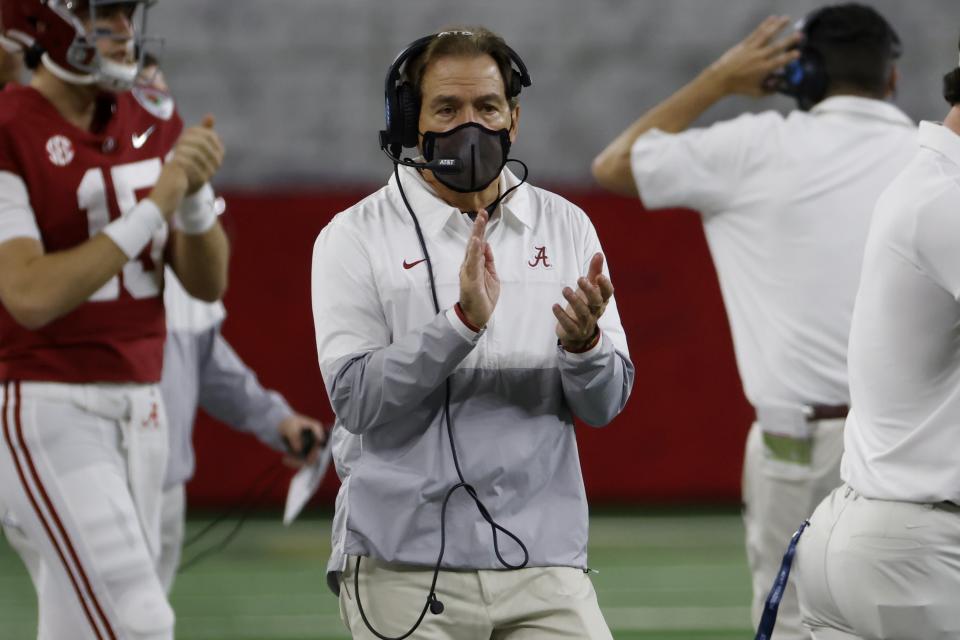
311,165,634,593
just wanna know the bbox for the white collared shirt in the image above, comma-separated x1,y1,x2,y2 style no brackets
631,96,916,408
842,122,960,503
314,166,629,376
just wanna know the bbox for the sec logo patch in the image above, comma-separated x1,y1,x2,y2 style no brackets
46,135,74,167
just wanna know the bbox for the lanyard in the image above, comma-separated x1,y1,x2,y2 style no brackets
754,520,810,640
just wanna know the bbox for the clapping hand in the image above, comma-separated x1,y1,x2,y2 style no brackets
554,252,614,351
458,210,499,330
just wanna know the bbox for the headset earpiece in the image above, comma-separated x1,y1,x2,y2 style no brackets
506,69,521,100
381,83,402,155
397,81,420,149
793,46,829,111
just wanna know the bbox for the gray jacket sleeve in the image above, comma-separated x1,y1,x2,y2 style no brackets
196,327,293,451
557,336,635,427
554,214,635,427
327,310,479,435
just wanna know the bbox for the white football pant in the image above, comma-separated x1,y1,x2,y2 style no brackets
157,484,185,594
0,381,174,640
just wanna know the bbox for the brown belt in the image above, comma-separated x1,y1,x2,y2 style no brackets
807,404,849,422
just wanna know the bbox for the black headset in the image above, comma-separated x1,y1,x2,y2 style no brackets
774,6,902,111
379,31,532,161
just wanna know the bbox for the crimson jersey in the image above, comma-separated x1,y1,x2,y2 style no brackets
0,84,183,383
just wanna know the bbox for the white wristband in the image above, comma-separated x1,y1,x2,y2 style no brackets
174,183,217,235
102,199,165,259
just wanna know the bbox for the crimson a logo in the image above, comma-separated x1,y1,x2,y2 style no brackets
527,246,552,269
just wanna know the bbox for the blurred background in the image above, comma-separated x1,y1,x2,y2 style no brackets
3,1,958,638
160,0,954,187
165,0,958,510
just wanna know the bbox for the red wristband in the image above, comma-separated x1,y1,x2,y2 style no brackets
562,328,601,354
454,302,482,333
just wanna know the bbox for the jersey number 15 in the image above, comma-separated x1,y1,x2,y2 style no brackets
78,158,166,302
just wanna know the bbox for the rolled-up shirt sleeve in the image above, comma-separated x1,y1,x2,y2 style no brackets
0,171,41,245
558,220,635,427
630,112,777,216
312,218,480,435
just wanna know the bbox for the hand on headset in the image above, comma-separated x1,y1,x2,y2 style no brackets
458,210,499,330
706,15,802,97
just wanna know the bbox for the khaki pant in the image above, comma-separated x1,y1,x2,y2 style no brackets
796,485,960,640
742,418,845,640
338,556,613,639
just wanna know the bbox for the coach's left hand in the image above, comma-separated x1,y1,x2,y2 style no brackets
554,252,614,352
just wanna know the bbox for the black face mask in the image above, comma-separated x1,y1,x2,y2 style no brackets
421,122,512,193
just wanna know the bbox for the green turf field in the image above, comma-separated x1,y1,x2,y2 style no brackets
0,511,753,639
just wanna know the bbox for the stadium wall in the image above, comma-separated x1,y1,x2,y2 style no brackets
188,190,754,508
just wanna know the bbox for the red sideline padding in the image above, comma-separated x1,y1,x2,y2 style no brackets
188,189,753,508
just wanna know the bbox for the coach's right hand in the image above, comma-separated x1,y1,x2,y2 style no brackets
458,209,499,330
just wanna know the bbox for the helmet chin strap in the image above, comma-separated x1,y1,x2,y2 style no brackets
41,52,97,85
0,35,22,54
41,51,138,91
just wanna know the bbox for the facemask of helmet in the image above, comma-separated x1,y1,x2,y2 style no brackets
421,121,511,193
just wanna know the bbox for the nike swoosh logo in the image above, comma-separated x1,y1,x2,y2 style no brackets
131,124,156,149
403,258,427,270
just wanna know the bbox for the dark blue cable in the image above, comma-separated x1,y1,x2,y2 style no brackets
754,520,810,640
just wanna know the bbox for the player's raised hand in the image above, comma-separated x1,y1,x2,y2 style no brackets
554,252,614,351
458,210,499,330
171,114,225,195
708,15,802,97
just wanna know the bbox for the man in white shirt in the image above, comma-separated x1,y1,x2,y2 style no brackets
312,27,633,640
591,6,915,639
794,50,960,640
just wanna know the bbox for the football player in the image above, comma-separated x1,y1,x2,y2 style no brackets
0,1,228,639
